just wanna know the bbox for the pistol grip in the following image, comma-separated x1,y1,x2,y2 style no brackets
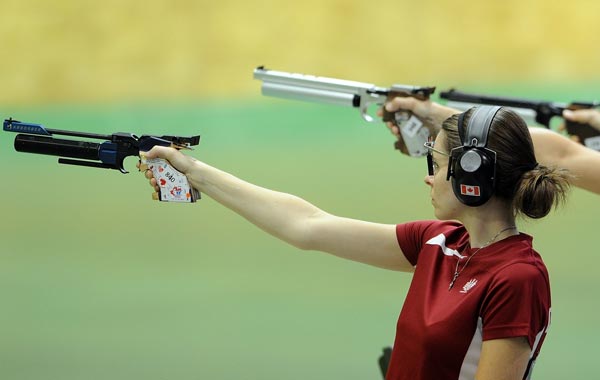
382,109,431,157
381,108,408,125
139,155,200,203
381,91,436,157
565,120,600,150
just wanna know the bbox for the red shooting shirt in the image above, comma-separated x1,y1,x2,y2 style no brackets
386,220,551,380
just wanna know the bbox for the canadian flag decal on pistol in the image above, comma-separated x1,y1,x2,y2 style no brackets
460,184,480,196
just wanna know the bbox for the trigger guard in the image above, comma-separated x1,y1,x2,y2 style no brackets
360,106,375,123
117,157,129,174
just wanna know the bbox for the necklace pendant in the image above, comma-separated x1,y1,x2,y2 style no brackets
449,272,459,290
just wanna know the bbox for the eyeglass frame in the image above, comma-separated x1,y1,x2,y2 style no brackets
424,140,451,176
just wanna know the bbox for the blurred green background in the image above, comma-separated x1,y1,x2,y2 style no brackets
1,1,599,379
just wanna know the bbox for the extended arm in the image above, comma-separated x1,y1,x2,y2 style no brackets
141,146,413,272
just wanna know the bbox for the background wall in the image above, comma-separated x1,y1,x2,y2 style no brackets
0,0,599,105
0,1,599,380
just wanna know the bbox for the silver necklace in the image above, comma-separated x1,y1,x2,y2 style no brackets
448,226,517,291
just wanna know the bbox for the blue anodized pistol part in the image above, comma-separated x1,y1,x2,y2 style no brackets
3,118,51,136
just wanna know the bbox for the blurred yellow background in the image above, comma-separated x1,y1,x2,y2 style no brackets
1,0,599,105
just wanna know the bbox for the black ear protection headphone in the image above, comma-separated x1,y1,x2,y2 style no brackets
446,106,502,207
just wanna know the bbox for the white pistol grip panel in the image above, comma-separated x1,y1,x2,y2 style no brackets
140,155,200,203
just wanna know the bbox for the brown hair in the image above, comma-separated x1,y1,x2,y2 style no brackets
441,108,571,219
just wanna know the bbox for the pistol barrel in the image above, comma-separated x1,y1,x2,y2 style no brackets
14,134,101,160
260,81,359,107
254,66,375,108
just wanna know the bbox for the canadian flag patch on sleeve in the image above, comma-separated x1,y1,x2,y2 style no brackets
460,184,480,196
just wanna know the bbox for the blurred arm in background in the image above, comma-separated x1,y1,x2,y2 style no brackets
528,126,600,194
383,98,600,195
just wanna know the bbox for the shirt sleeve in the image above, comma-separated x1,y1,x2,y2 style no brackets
480,263,551,348
395,220,439,267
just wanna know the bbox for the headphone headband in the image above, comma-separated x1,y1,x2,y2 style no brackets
461,106,502,148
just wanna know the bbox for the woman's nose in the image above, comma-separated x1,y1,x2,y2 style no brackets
424,175,434,187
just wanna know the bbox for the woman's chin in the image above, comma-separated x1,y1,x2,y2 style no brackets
433,208,452,221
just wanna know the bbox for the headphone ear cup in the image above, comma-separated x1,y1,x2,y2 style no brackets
451,105,501,206
451,148,496,206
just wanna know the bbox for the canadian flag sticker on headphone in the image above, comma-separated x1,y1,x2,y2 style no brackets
460,184,481,197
